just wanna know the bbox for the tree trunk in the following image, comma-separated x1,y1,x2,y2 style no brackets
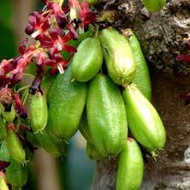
92,0,190,189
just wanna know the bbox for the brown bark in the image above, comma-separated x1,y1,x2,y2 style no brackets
92,0,190,189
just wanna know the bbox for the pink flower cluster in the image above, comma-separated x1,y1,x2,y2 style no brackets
0,0,95,123
0,0,94,89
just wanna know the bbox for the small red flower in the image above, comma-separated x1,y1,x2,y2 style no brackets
38,28,76,54
78,1,95,27
25,11,49,38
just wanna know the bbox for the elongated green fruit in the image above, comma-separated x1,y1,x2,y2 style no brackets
71,37,103,82
99,27,136,86
6,129,26,163
5,160,28,189
116,138,144,190
87,74,128,155
30,91,48,133
47,63,87,140
122,84,166,152
0,172,9,190
122,28,151,101
0,116,7,141
141,0,166,12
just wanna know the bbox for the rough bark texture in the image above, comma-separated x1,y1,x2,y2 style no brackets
92,0,190,189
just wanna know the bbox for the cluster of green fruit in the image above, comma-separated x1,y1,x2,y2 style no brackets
0,0,167,189
0,27,166,190
74,27,166,189
46,27,165,189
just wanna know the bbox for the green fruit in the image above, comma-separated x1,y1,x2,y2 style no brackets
86,142,105,160
116,138,144,190
123,28,151,101
71,37,103,82
0,116,7,141
6,129,26,164
30,91,48,133
79,111,106,159
5,160,28,189
61,26,93,60
141,0,166,12
47,63,87,140
99,27,136,86
35,130,66,157
2,105,16,123
0,173,9,190
79,109,91,143
122,83,166,152
86,74,128,155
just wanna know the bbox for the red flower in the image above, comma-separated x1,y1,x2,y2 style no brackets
78,1,95,28
44,52,70,74
25,11,49,38
38,28,76,54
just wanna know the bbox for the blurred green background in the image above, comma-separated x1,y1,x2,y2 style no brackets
0,0,95,189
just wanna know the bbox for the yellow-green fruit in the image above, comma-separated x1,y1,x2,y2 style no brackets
47,63,87,140
99,27,136,86
6,129,26,164
142,0,166,12
30,91,48,133
86,74,128,155
116,138,144,190
71,37,103,82
122,83,166,152
123,28,151,101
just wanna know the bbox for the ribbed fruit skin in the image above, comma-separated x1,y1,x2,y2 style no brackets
47,64,87,140
86,74,128,155
123,28,151,101
99,27,136,86
122,83,166,151
116,138,144,190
